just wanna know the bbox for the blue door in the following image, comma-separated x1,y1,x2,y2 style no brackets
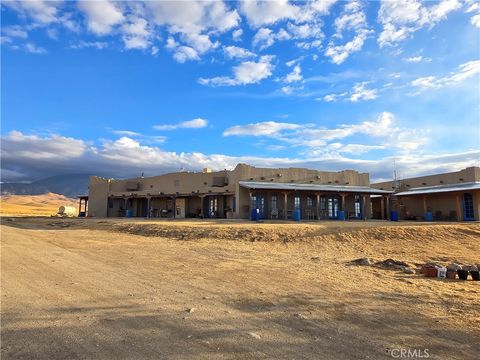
257,193,266,219
463,193,474,221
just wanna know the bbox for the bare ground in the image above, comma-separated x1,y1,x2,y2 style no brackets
1,217,479,359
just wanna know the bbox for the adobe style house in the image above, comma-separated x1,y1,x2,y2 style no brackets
371,167,480,221
87,164,391,220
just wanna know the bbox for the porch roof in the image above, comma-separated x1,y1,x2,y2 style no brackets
239,181,392,194
395,181,480,196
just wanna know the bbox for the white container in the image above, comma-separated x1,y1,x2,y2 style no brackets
437,267,447,278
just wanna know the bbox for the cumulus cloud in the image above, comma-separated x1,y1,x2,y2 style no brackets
153,118,208,131
199,55,275,86
77,0,124,35
283,64,303,83
350,82,378,102
1,128,476,184
325,1,371,64
3,0,60,25
377,0,462,47
223,45,256,59
23,42,47,54
2,25,28,39
404,55,431,63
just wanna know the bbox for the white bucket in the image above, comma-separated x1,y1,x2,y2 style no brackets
437,267,447,278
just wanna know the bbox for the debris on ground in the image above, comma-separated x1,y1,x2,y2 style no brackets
247,332,261,339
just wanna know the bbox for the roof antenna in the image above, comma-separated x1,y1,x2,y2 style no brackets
393,158,400,192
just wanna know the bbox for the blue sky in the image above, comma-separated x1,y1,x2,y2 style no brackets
1,0,479,182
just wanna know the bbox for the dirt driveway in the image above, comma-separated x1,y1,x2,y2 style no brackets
1,218,479,359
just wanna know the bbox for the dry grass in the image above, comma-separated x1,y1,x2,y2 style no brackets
0,193,77,217
1,217,479,359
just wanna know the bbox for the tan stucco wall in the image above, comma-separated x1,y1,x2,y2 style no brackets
372,167,480,192
87,176,110,217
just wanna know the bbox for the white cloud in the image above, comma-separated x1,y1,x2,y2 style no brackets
350,82,378,102
411,60,480,91
239,0,301,27
1,131,87,161
77,0,124,35
3,0,59,25
287,22,323,39
199,55,275,86
172,46,199,63
223,121,301,137
322,94,338,102
283,65,303,83
3,25,28,39
121,16,152,50
378,0,462,47
2,128,475,184
111,130,142,137
70,41,108,50
223,45,256,59
252,27,275,49
232,28,243,41
466,2,480,27
325,1,371,64
154,118,208,131
24,42,47,54
405,55,431,63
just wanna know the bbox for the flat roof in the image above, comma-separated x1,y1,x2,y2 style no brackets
395,181,480,196
239,181,392,194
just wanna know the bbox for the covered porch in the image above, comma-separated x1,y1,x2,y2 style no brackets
239,181,392,221
107,191,235,219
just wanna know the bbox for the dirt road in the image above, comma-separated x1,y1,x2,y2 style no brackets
1,218,479,359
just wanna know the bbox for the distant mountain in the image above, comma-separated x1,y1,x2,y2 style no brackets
1,174,91,198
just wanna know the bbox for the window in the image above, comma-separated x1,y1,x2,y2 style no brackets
320,197,326,210
294,196,300,209
272,194,278,209
306,196,313,207
250,195,257,209
174,179,180,187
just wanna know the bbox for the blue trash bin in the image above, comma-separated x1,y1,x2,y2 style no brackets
390,211,399,221
251,208,259,221
424,212,433,221
125,209,132,218
337,210,345,220
292,209,301,221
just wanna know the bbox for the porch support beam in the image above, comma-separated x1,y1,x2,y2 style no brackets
455,194,462,222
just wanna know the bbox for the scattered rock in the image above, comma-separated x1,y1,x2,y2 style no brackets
187,308,196,313
294,313,308,319
247,332,261,339
349,258,372,266
375,259,410,269
402,268,416,274
311,256,320,261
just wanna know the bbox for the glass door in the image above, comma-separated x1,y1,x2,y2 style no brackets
463,193,474,220
328,197,338,219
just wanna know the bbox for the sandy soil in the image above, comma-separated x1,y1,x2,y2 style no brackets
0,193,78,217
1,217,479,359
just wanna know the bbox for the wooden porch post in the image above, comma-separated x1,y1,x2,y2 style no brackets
386,196,390,220
283,192,288,220
78,198,82,216
340,194,346,211
316,193,321,220
380,196,385,220
146,196,151,218
455,194,462,221
362,195,367,220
